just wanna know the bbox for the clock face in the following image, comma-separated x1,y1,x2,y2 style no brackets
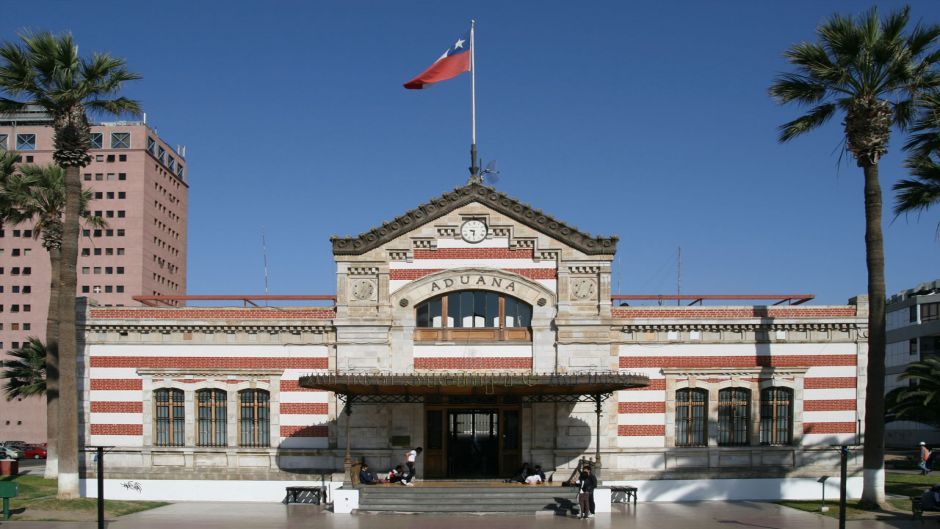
460,220,487,243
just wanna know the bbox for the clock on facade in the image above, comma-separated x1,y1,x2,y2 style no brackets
460,219,487,243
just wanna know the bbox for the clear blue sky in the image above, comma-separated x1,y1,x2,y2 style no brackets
4,1,938,304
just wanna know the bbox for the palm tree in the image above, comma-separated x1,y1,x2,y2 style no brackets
0,32,140,498
0,338,47,400
895,93,940,233
886,357,940,429
770,7,940,508
0,163,104,478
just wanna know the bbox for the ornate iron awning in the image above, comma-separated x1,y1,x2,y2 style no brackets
298,372,648,403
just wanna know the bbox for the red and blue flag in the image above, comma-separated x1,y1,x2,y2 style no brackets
404,32,471,90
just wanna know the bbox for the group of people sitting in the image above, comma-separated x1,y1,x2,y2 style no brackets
505,462,547,484
357,447,424,486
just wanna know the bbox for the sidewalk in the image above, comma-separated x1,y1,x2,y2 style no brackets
0,500,924,529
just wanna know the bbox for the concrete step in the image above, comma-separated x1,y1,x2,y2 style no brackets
357,485,580,513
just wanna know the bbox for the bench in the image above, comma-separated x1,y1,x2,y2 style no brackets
0,481,17,520
610,486,637,505
285,486,324,505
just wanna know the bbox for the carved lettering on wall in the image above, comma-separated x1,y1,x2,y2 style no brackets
429,274,516,294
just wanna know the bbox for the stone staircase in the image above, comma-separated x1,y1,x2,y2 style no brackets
356,483,581,514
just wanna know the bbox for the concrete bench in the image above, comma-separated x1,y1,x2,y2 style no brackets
285,486,324,505
610,486,637,505
0,481,17,520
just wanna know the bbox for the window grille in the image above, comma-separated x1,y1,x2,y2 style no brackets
154,388,185,446
111,132,131,149
759,387,792,445
16,134,35,150
197,389,227,447
0,134,7,150
675,388,707,447
90,133,102,149
718,388,750,446
239,389,270,447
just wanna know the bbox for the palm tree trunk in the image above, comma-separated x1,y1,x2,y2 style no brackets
44,248,60,479
860,161,887,508
57,165,81,499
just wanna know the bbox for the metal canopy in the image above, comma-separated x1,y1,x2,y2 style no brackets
298,372,648,401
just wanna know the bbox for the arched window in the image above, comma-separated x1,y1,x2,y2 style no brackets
760,387,793,445
675,388,707,447
718,388,750,446
197,389,227,447
415,290,532,341
154,388,185,447
239,389,270,448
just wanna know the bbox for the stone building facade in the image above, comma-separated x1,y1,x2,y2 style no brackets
79,183,867,502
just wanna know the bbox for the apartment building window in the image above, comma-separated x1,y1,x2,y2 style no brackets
95,173,103,181
0,134,7,150
111,132,131,149
106,229,114,237
90,133,102,149
104,248,112,256
911,306,919,323
11,230,18,237
168,156,176,173
93,229,102,237
158,145,166,163
95,248,103,256
10,305,18,313
10,323,18,331
93,267,101,274
118,192,126,199
11,249,19,256
22,230,30,238
177,164,184,178
84,173,91,181
105,267,113,274
23,304,29,312
11,267,19,275
23,323,29,331
81,249,90,256
22,267,30,275
116,285,124,293
11,286,19,293
107,173,115,181
16,134,35,150
117,267,124,274
117,210,125,218
117,229,125,236
107,154,115,162
922,303,940,323
105,286,113,293
118,173,126,181
154,389,185,447
119,154,126,162
81,286,89,293
911,339,919,355
82,229,90,237
117,248,125,255
147,137,157,156
12,342,19,349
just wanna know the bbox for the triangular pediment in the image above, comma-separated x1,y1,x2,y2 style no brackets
331,183,618,256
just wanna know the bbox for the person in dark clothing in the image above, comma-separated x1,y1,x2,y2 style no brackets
359,463,380,485
387,464,404,483
923,484,940,511
575,465,597,519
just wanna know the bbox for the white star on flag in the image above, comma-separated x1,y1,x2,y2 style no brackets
453,38,465,49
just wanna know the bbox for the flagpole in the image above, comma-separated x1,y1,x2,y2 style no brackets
469,19,480,182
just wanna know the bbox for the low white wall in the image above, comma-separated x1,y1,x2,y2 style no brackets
79,478,341,503
602,477,863,502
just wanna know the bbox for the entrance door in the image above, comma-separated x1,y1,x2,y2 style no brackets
447,409,499,478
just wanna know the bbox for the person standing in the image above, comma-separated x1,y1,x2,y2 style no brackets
401,447,423,486
920,442,932,475
575,465,597,519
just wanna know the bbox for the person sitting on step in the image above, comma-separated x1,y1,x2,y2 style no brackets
387,464,404,484
359,463,382,485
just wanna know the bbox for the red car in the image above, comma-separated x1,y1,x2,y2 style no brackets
23,445,46,459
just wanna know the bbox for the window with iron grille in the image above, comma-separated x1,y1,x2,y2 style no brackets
0,134,7,150
197,389,227,447
154,388,185,446
147,137,157,156
90,133,102,149
675,388,708,447
239,389,270,447
111,132,131,149
718,388,750,446
759,387,792,445
16,134,35,150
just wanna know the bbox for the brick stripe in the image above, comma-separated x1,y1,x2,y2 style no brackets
804,400,857,411
281,425,328,438
280,403,329,414
89,308,335,320
803,422,857,434
618,425,665,436
390,268,556,281
90,357,328,369
90,379,142,390
618,402,666,413
414,357,532,369
280,380,325,392
414,248,534,259
612,307,856,319
619,355,856,369
803,377,856,389
623,379,666,390
91,424,143,435
91,401,143,413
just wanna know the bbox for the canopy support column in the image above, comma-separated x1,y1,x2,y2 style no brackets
594,393,602,478
343,395,354,485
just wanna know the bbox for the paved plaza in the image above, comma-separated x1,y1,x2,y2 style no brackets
0,501,928,529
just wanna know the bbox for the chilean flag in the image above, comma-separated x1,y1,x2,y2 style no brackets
404,32,471,89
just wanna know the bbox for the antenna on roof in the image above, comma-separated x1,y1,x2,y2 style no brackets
262,228,270,306
481,160,500,185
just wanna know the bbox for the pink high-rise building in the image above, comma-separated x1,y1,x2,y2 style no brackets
0,108,188,442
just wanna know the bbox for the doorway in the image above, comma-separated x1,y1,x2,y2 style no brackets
424,404,521,478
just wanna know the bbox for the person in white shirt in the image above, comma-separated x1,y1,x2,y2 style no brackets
401,447,423,486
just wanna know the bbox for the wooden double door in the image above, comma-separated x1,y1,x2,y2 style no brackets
424,404,521,478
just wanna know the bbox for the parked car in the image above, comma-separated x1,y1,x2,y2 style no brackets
0,446,22,459
23,445,46,459
1,441,27,451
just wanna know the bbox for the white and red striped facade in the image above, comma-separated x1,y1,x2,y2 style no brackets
78,184,868,502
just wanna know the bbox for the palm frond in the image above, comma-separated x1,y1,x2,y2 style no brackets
0,337,46,400
778,103,836,142
895,155,940,216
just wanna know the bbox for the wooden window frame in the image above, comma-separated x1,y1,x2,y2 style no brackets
238,389,270,448
197,389,227,448
154,388,185,447
759,387,793,446
717,387,750,446
675,388,707,447
414,291,532,342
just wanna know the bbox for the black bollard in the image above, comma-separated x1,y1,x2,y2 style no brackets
838,445,848,529
97,446,104,529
